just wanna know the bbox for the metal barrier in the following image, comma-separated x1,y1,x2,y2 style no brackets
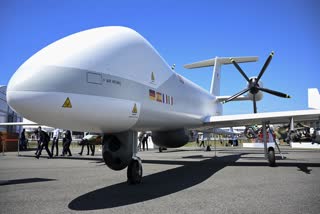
1,138,19,156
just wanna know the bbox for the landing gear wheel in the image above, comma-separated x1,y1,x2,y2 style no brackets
268,148,276,167
127,157,143,185
159,147,163,153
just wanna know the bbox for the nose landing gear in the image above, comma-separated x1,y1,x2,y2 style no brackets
127,157,143,184
127,131,143,185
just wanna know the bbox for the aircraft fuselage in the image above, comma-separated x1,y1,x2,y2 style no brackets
7,26,219,133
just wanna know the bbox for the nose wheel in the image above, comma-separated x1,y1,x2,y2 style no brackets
127,157,143,185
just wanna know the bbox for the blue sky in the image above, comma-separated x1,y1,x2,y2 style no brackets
1,0,319,115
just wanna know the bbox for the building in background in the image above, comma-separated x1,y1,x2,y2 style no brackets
0,85,23,134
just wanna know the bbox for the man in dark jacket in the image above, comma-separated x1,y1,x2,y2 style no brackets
19,129,27,150
35,126,52,159
62,130,72,156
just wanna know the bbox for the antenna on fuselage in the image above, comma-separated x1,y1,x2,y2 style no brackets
171,64,176,70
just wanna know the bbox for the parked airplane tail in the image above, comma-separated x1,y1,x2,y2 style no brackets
184,56,258,96
308,88,320,109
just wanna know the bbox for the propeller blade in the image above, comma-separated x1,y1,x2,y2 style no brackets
222,88,250,104
253,93,257,113
230,58,250,82
259,87,291,98
256,51,274,82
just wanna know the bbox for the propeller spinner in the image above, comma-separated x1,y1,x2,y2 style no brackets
222,51,291,113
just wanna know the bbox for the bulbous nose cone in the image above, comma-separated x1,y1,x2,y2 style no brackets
6,64,54,122
7,65,36,116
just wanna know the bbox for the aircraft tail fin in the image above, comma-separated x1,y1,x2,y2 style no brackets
184,56,258,95
308,88,320,109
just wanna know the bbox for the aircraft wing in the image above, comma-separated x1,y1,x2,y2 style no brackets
192,127,240,135
0,122,39,126
204,110,320,128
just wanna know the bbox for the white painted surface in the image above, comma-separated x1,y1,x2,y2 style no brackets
16,26,173,89
308,88,320,109
242,142,275,148
291,142,320,149
7,91,140,132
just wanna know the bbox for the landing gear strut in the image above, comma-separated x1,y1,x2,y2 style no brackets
127,131,143,185
262,121,284,167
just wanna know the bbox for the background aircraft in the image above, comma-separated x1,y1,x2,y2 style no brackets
2,26,320,184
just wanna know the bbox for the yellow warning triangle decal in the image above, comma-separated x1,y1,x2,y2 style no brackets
62,97,72,108
132,103,137,114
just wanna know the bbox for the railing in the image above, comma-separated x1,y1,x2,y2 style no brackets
1,138,19,156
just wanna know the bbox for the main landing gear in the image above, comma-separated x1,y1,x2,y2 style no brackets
262,121,284,167
267,147,275,167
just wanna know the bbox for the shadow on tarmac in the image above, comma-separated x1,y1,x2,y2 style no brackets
68,154,241,211
68,152,320,211
228,162,320,174
0,178,56,186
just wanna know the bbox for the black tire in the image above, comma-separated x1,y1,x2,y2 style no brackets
127,158,143,185
268,149,276,167
159,147,163,152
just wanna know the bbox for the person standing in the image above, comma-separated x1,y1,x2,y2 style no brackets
62,130,72,156
79,133,90,155
51,128,59,156
35,129,41,156
137,132,143,151
79,133,96,156
35,126,52,159
199,134,205,147
142,134,148,151
19,129,27,150
90,144,95,156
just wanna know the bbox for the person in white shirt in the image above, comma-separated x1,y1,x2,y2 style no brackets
51,128,60,156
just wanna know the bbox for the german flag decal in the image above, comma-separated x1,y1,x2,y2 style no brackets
149,89,155,100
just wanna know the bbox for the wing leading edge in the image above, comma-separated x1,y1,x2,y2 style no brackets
0,122,39,126
204,110,320,128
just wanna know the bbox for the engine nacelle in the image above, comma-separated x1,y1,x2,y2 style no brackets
247,78,263,101
152,129,189,148
247,90,263,101
102,132,134,171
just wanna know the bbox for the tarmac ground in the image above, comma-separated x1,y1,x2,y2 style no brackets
0,146,320,214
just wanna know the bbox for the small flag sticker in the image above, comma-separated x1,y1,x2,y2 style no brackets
132,103,138,114
156,92,162,102
62,97,72,108
149,89,155,100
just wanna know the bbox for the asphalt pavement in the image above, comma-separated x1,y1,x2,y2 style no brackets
0,146,320,214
